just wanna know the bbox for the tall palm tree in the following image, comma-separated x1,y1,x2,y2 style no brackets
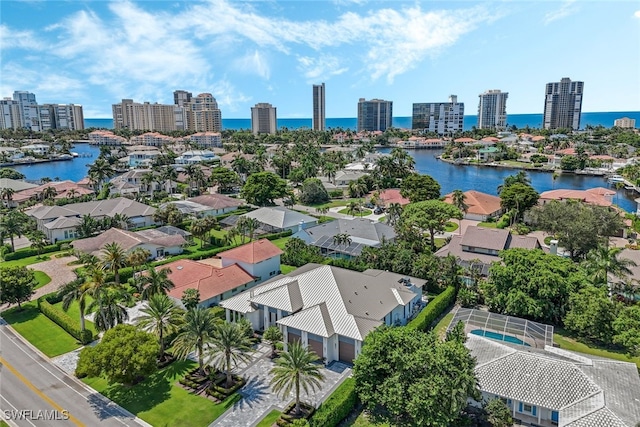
332,233,352,252
191,218,208,249
1,187,15,205
29,230,48,256
88,158,115,192
346,200,363,217
58,278,91,332
270,342,325,416
584,246,637,288
66,188,79,199
112,213,132,230
172,307,218,374
41,185,57,200
127,248,151,292
141,171,155,194
161,167,178,194
88,286,131,332
206,322,253,388
136,293,183,358
101,242,128,285
140,266,175,299
451,189,468,234
0,210,27,252
385,203,403,227
76,214,98,238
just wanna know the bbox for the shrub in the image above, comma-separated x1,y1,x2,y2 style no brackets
328,190,344,199
309,377,358,427
3,244,59,260
406,286,456,332
210,306,226,321
37,297,94,344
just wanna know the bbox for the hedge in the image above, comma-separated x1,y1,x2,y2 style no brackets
309,377,358,427
406,286,457,332
37,296,94,344
4,244,58,260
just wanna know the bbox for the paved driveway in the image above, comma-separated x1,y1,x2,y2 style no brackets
211,344,351,427
30,255,78,300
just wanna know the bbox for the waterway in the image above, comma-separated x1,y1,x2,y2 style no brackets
9,144,637,213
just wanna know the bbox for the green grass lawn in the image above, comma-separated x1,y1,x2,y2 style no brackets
377,216,387,223
52,299,98,335
256,409,281,427
1,420,10,427
345,409,390,427
83,361,240,427
477,222,498,229
33,270,52,289
1,302,83,357
271,237,290,250
553,328,640,369
444,221,459,232
433,311,454,339
433,238,447,249
304,199,353,209
1,251,64,268
338,208,372,217
280,264,297,275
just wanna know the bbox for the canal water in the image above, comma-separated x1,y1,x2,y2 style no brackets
9,144,637,213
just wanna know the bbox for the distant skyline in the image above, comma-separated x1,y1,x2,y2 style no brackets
2,1,639,119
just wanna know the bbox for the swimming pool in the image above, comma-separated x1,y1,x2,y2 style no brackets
471,329,530,346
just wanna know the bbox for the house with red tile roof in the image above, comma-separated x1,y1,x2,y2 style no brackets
371,188,410,207
443,190,505,221
10,180,94,207
539,188,614,207
218,239,283,284
162,259,257,308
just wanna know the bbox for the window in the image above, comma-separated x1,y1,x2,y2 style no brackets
523,404,532,413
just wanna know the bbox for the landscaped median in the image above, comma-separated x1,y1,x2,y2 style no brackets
82,361,240,427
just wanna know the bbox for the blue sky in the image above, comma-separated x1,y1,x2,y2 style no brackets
1,1,639,119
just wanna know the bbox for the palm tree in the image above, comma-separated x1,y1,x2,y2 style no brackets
235,216,260,243
136,293,183,358
140,266,175,299
127,248,151,293
270,342,325,417
346,200,362,217
58,278,91,332
348,180,367,199
0,210,27,252
88,158,115,192
172,307,218,374
332,233,352,252
191,218,208,249
161,167,178,194
76,214,99,238
101,242,128,285
385,202,402,227
141,171,155,194
41,185,57,200
451,189,468,234
584,246,637,288
112,213,132,230
88,286,131,332
1,187,15,205
66,188,79,199
206,322,253,388
29,230,48,256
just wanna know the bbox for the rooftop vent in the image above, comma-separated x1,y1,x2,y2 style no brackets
177,266,183,270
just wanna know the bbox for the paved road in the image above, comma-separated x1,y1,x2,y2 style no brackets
0,322,149,427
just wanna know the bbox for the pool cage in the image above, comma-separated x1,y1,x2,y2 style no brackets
447,307,554,349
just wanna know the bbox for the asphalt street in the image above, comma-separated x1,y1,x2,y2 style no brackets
0,321,149,427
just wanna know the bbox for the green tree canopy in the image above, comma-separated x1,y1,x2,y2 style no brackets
0,168,26,180
76,324,159,385
400,200,462,252
0,266,36,309
299,178,329,205
484,398,514,427
353,326,478,427
564,286,620,344
613,305,640,356
241,171,290,206
181,288,200,310
209,167,240,193
498,182,539,224
481,249,586,324
399,173,441,203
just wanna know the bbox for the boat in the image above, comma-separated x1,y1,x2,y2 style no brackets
608,174,625,184
71,152,79,157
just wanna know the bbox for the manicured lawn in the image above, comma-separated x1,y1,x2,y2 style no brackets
83,361,240,427
477,222,498,229
52,299,98,335
33,270,52,289
433,311,454,339
444,221,459,232
1,302,83,357
1,251,64,268
433,238,447,249
345,409,390,426
377,216,386,223
305,199,352,209
256,409,281,427
338,208,372,217
553,328,640,369
271,237,290,250
280,264,297,275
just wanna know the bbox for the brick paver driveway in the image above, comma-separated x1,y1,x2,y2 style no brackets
30,255,78,300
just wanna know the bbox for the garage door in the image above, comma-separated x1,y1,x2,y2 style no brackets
338,339,355,363
288,330,301,344
308,337,324,359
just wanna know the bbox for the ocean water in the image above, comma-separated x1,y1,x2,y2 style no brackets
84,111,640,132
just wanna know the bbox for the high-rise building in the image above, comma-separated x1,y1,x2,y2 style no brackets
38,104,85,131
13,91,39,131
0,98,23,130
543,77,584,130
251,103,277,135
112,99,184,132
412,95,464,135
357,98,392,132
477,90,508,130
173,90,193,107
312,83,325,131
614,117,636,129
186,93,222,132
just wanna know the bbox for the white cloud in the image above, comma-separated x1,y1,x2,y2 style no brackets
297,55,348,82
634,10,640,18
0,25,42,50
233,50,271,80
544,0,578,25
211,79,251,113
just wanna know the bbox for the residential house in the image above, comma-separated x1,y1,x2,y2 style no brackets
477,146,500,162
130,132,176,147
466,333,640,427
9,180,94,207
224,206,318,234
372,188,410,207
299,218,396,258
217,238,283,284
26,197,156,242
435,226,541,275
88,130,127,146
21,144,49,155
128,150,161,167
0,178,38,207
174,150,219,165
539,188,615,207
163,259,257,308
443,190,505,221
189,132,222,149
110,169,174,196
71,226,187,259
171,194,243,217
220,264,425,363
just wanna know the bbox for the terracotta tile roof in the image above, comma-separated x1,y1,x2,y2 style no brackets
454,137,477,143
540,188,613,207
443,190,502,216
556,148,576,155
217,239,283,264
374,188,410,206
164,259,255,302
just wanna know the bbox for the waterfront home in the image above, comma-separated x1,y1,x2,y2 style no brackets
174,150,219,165
88,130,127,146
220,264,425,363
110,169,176,196
8,180,94,207
71,226,187,259
217,239,283,284
442,190,504,221
0,177,38,192
189,132,222,148
477,146,500,162
319,170,368,189
539,187,614,207
435,226,541,276
166,193,243,217
371,188,410,207
222,206,318,234
466,333,640,427
0,146,25,162
298,218,396,258
395,137,445,149
128,150,161,167
130,132,176,147
21,143,49,155
27,197,156,242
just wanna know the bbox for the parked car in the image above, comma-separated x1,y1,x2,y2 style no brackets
374,207,384,215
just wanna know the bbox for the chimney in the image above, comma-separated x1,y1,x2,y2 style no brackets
550,239,558,256
298,220,304,233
